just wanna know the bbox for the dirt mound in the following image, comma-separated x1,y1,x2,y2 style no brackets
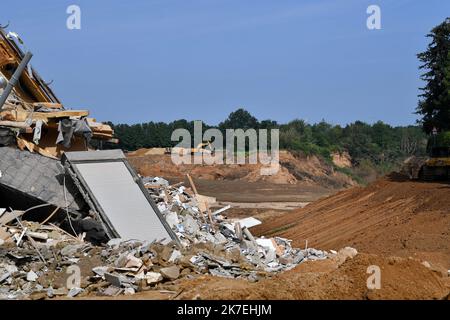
254,174,450,271
173,253,449,300
127,150,356,189
332,151,352,168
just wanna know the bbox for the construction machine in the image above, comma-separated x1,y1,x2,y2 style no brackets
402,131,450,181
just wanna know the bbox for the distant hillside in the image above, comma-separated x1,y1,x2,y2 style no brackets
107,108,428,184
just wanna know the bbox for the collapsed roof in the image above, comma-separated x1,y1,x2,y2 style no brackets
0,27,178,245
0,28,116,159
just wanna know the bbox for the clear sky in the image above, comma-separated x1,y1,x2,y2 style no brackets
0,0,448,126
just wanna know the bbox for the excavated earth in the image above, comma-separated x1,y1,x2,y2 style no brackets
254,173,450,275
103,173,450,300
127,150,356,189
125,151,450,300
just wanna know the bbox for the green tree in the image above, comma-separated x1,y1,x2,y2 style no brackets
417,18,450,134
219,108,259,130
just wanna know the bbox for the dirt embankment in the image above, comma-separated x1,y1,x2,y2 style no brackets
254,173,450,272
129,252,449,300
127,150,356,189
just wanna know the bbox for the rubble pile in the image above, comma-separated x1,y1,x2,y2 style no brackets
147,177,328,273
0,177,329,300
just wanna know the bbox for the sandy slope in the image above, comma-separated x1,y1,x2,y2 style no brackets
254,173,450,272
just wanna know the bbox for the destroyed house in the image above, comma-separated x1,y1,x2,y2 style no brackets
0,28,177,244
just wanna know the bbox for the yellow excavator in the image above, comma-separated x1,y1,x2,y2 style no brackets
402,131,450,181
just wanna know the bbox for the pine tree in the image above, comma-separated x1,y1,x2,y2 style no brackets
416,18,450,134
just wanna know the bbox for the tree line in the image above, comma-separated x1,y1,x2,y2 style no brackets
107,108,428,166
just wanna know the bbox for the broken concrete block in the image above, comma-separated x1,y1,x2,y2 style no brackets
125,254,143,269
256,238,276,251
168,249,182,263
264,249,276,264
160,265,180,280
124,287,135,295
165,211,180,228
293,252,305,264
26,270,38,282
278,256,294,265
61,244,84,257
104,273,123,287
92,266,109,277
145,272,163,284
236,217,262,229
103,286,122,296
67,287,83,298
182,215,199,235
214,232,228,244
159,245,174,262
107,238,122,248
114,252,129,268
337,247,358,261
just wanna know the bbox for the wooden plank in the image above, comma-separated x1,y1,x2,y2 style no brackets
104,138,119,144
3,109,89,122
0,120,30,129
186,174,199,195
0,226,11,240
35,110,89,120
0,210,25,226
16,136,59,159
92,132,113,140
32,102,63,109
19,130,88,159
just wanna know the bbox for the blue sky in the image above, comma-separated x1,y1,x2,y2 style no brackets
0,0,448,125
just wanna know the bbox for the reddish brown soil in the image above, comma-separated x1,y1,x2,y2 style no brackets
254,174,450,272
127,151,356,189
131,253,450,300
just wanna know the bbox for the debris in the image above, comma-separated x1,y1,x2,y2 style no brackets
107,238,122,248
124,287,135,295
27,232,48,241
102,286,122,296
182,215,200,234
92,266,109,277
236,217,262,229
61,244,84,257
256,238,276,251
0,210,24,226
0,226,10,240
125,254,143,270
67,287,83,298
169,250,182,263
160,266,180,280
144,272,163,284
0,175,330,300
211,205,231,216
104,273,123,288
26,270,38,282
165,212,180,228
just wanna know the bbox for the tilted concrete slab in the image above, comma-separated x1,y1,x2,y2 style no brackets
62,150,178,244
